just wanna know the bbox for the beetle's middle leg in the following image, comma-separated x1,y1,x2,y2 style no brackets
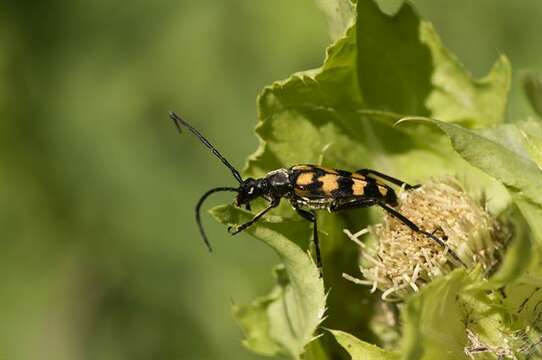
294,206,322,275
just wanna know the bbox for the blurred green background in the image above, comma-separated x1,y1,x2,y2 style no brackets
1,1,540,359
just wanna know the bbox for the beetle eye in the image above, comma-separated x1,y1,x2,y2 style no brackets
248,187,255,195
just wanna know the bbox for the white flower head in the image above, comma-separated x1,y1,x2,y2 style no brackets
344,177,509,301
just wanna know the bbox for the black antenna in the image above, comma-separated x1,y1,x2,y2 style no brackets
169,112,243,184
196,187,238,252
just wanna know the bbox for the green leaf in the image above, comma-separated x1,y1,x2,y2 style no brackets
328,329,399,360
421,22,511,127
211,205,325,360
401,269,476,360
247,0,511,182
523,72,542,117
355,0,432,116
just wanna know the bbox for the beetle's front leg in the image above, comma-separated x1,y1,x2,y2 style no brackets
228,198,280,235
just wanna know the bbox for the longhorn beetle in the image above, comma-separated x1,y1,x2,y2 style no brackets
170,112,465,271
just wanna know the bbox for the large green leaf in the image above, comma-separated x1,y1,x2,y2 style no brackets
210,205,325,359
245,0,513,199
355,0,432,116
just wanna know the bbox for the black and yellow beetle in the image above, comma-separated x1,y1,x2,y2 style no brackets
170,112,464,270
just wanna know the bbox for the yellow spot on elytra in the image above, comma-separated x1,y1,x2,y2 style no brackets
378,185,388,196
296,172,313,186
352,178,367,195
319,174,339,194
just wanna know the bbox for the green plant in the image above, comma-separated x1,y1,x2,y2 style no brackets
212,0,542,358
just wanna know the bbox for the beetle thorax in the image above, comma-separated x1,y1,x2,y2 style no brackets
264,168,292,197
264,168,288,184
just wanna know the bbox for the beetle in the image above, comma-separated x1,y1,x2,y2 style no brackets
169,112,465,270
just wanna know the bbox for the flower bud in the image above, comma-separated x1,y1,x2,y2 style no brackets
343,177,509,301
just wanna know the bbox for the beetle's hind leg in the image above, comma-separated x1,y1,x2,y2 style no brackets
294,207,323,276
355,169,420,190
378,202,466,267
329,198,466,268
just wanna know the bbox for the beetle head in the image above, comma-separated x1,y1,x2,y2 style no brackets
236,178,268,210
